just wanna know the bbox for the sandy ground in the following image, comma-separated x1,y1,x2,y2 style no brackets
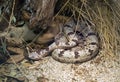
0,50,119,82
0,22,119,82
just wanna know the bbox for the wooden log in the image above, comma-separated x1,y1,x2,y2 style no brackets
23,0,58,29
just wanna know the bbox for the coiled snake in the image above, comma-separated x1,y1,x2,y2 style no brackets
28,19,99,63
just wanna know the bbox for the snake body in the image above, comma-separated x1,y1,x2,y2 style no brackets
28,19,99,63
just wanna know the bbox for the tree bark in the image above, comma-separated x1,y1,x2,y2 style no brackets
23,0,58,29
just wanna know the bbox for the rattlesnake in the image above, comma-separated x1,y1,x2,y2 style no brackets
28,19,99,63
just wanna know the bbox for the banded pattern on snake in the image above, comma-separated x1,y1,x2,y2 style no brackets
28,19,99,63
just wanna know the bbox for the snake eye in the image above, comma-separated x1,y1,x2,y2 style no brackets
10,33,15,38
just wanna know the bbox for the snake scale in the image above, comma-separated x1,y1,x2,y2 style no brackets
28,19,99,63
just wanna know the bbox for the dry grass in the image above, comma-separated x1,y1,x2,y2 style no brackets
0,1,119,81
55,0,120,58
0,0,119,61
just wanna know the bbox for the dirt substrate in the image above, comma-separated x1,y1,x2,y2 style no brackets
0,50,119,82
